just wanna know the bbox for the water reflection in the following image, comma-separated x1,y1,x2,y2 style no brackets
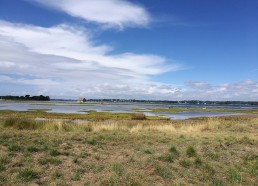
0,101,256,120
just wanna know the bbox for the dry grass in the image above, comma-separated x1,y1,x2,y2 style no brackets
1,116,258,135
0,115,257,185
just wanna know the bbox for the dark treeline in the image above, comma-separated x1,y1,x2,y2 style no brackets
0,95,50,101
86,99,258,105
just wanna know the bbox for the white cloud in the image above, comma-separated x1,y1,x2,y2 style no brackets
32,0,150,29
181,80,258,101
0,21,175,76
0,20,183,99
1,20,257,100
185,81,212,90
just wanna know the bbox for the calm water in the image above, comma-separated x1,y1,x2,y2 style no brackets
0,101,257,120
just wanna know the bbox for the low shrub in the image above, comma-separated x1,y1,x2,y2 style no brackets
131,113,146,120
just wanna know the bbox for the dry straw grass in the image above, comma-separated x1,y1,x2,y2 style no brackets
2,116,254,134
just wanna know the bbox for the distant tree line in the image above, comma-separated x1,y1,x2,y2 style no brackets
86,99,258,105
0,95,50,101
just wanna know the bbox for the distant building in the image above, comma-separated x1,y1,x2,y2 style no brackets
77,98,86,103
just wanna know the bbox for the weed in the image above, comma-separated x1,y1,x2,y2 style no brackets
26,145,40,153
250,161,258,176
243,153,258,162
0,156,8,172
210,178,224,186
227,167,243,183
79,152,91,158
194,157,202,167
38,157,62,165
17,168,38,182
186,146,197,157
8,144,21,152
143,148,152,154
155,164,172,179
180,160,191,168
111,163,124,176
239,136,254,145
0,175,7,185
169,145,179,157
206,151,219,161
49,148,61,156
71,168,85,181
73,157,80,164
158,153,174,163
85,139,98,146
52,171,63,179
203,163,215,175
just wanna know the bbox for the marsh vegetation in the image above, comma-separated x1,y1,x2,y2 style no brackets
0,113,257,185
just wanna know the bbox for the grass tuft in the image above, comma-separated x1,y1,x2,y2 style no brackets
186,146,197,157
194,157,202,167
158,153,174,163
39,157,62,165
17,168,38,182
155,164,172,179
169,145,180,157
227,167,243,183
180,159,191,168
111,162,124,176
0,156,8,172
8,144,22,152
49,148,61,156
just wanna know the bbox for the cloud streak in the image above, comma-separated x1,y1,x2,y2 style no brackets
32,0,151,29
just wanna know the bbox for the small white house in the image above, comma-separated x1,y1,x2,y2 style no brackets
77,98,86,103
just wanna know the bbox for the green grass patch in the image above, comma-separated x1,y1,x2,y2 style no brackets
227,167,243,183
180,159,191,168
0,156,9,172
155,164,172,179
52,170,63,180
8,144,22,152
111,162,124,176
39,157,62,165
158,153,174,163
16,168,39,182
186,146,197,157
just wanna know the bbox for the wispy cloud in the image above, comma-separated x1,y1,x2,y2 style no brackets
182,80,258,101
185,81,212,90
31,0,151,29
0,20,183,98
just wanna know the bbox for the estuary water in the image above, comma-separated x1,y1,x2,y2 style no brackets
0,100,257,120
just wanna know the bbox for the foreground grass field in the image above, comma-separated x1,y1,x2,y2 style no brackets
0,116,257,185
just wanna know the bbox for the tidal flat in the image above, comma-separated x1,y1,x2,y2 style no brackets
0,114,257,185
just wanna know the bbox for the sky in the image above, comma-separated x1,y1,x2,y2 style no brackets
0,0,257,101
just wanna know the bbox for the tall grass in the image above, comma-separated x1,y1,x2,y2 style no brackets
1,116,257,134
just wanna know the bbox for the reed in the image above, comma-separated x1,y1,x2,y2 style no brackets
1,116,257,134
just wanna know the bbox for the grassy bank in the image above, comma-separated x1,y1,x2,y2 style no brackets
0,116,257,185
0,110,163,121
149,107,258,114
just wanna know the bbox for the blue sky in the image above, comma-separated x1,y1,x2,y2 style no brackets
0,0,257,100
